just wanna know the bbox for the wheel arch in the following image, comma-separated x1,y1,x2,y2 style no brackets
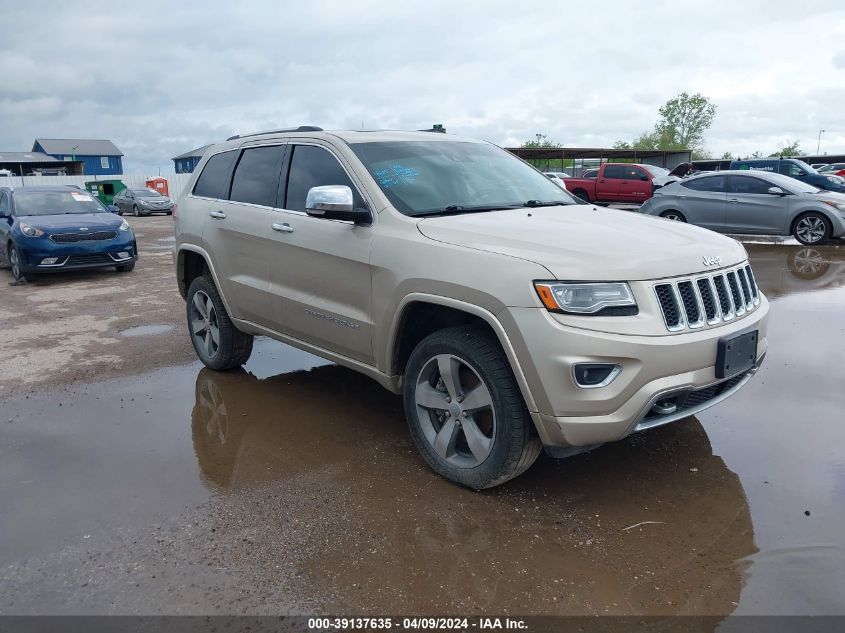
571,188,590,202
387,294,539,414
176,245,236,317
790,208,837,235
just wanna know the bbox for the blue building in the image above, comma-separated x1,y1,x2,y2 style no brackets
172,145,212,174
32,138,123,176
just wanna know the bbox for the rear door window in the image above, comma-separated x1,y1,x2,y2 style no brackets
229,145,286,207
193,150,237,199
284,145,362,212
603,165,625,179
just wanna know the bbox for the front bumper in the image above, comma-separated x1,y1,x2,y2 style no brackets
499,294,769,448
136,203,173,214
16,235,138,273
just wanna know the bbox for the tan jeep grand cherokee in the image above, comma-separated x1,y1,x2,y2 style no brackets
174,127,768,488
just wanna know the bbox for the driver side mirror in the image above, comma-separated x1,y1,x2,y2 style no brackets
639,175,650,181
107,205,119,213
305,185,371,225
767,186,787,196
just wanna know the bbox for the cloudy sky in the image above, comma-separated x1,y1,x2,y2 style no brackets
2,0,844,173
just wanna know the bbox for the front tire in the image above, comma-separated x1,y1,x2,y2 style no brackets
133,205,140,217
116,262,135,272
8,243,35,282
403,326,541,489
793,212,831,245
186,275,253,370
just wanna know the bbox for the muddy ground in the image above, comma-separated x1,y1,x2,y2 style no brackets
0,216,193,397
1,218,844,621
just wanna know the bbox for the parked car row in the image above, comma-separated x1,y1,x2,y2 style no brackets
0,185,138,282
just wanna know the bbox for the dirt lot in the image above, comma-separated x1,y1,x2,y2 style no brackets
1,220,844,620
0,216,194,396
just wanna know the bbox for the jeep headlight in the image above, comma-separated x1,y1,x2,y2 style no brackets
20,222,44,237
119,219,131,231
534,282,637,315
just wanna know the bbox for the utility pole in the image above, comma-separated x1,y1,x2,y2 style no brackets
817,130,825,155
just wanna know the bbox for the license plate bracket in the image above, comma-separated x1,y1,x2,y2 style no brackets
716,330,758,379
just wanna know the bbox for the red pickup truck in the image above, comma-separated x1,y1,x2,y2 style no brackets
564,163,672,204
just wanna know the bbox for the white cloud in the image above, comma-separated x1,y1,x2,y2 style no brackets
2,0,844,172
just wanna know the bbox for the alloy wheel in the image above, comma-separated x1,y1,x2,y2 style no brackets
663,212,684,221
190,290,220,359
414,353,496,468
796,216,825,244
199,377,229,445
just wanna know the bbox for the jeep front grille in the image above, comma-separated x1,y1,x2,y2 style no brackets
654,264,760,332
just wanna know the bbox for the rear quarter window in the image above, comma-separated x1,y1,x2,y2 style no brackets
193,150,237,199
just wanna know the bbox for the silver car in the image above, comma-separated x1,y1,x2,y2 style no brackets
639,170,845,245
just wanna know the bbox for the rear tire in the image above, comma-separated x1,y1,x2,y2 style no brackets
660,210,687,222
186,275,253,370
403,326,541,489
573,189,590,203
792,212,831,245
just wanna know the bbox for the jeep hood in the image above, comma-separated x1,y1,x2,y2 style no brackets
416,205,747,281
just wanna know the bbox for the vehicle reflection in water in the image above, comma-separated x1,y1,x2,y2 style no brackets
191,366,756,615
745,242,845,300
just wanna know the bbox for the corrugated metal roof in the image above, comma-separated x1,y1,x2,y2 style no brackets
34,138,123,156
171,144,212,160
0,152,59,163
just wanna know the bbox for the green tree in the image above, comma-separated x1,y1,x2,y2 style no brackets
769,140,801,157
520,133,559,148
721,151,734,160
653,92,717,150
615,93,717,152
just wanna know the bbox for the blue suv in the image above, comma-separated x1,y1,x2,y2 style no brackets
0,185,138,282
730,158,845,192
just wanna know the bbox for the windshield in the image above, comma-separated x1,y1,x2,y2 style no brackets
13,190,107,216
133,189,163,197
349,141,576,216
642,165,670,177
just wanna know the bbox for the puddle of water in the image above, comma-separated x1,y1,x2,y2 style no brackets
1,241,844,615
119,324,175,337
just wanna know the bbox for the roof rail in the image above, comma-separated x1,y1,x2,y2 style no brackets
226,126,323,141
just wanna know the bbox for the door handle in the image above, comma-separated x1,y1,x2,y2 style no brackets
209,210,226,219
728,198,740,203
677,195,687,198
272,222,294,233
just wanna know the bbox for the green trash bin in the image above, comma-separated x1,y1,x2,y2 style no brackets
84,179,126,205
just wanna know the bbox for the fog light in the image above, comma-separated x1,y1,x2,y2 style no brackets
117,251,130,259
573,363,621,388
40,257,59,265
